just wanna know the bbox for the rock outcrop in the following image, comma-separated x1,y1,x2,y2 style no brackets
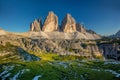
100,43,120,60
0,41,40,61
109,30,120,38
1,36,102,58
111,30,120,38
87,29,97,34
42,11,58,32
76,23,86,33
30,19,42,32
61,14,76,33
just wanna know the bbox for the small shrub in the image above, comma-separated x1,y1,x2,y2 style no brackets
81,43,88,49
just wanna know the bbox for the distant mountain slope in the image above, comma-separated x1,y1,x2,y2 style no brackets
114,30,120,38
109,30,120,38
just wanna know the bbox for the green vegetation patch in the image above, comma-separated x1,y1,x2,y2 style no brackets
0,60,120,80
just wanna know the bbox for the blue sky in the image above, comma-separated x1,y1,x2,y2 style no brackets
0,0,120,35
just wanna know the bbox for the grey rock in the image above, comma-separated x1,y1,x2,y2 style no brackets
61,14,76,33
76,23,86,33
42,11,58,32
30,19,42,32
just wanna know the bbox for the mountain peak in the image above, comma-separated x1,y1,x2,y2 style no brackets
48,11,55,16
61,13,76,33
114,30,120,38
30,19,42,32
28,11,100,39
66,13,71,17
42,11,58,32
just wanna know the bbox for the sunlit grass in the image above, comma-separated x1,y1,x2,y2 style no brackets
0,60,119,80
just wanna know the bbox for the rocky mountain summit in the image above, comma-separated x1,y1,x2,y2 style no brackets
76,23,86,33
61,14,76,33
108,30,120,38
111,30,120,38
42,11,58,32
29,11,100,40
1,11,120,61
30,19,42,32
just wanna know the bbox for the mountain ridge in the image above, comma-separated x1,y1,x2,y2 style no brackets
29,11,101,40
0,11,101,40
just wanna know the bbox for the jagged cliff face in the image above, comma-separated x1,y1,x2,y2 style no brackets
61,14,76,33
76,23,86,33
0,37,40,61
30,19,42,32
42,11,58,32
99,41,120,60
28,11,100,40
0,35,102,59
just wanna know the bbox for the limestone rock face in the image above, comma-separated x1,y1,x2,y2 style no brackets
28,11,100,39
42,11,58,32
76,23,86,33
61,14,76,33
30,19,42,32
100,43,120,60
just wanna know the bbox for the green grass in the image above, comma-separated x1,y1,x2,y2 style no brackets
0,60,119,80
0,43,120,80
28,51,92,62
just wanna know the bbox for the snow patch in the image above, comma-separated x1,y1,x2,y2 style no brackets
58,62,68,68
49,62,68,68
0,66,14,80
32,75,42,80
77,63,84,66
0,66,14,77
104,61,120,65
91,69,101,72
105,70,120,77
80,75,86,80
2,73,11,80
91,68,120,78
10,69,30,80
